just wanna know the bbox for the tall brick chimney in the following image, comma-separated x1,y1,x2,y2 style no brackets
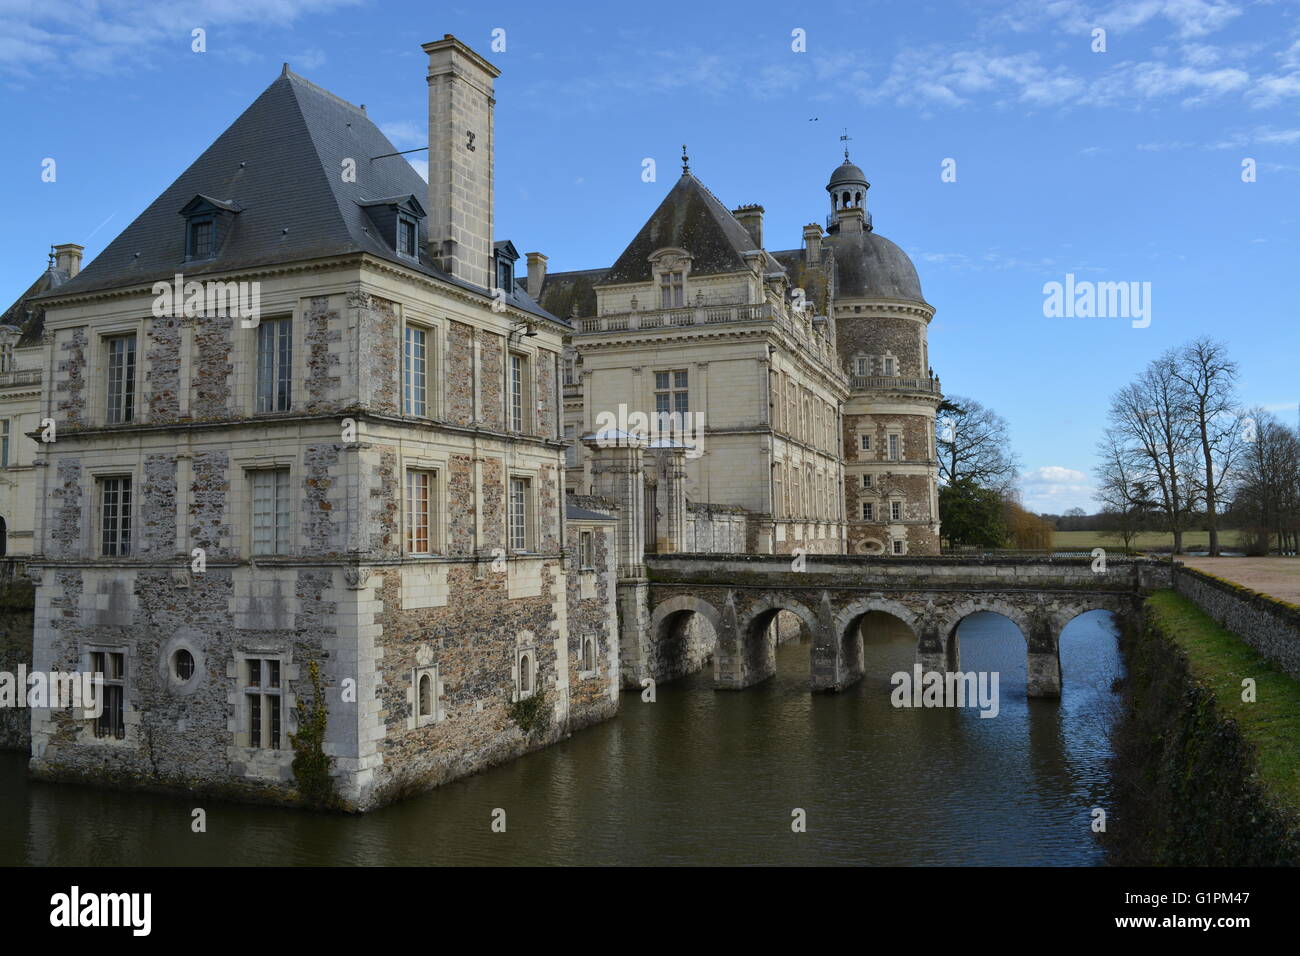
53,243,83,277
423,34,500,291
732,204,764,250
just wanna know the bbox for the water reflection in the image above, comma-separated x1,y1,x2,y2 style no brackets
0,612,1121,866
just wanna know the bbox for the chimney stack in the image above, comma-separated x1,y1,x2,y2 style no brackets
53,243,84,277
526,251,548,298
802,224,822,263
732,204,764,250
423,34,500,291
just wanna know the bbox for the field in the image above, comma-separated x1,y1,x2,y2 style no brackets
1051,529,1248,552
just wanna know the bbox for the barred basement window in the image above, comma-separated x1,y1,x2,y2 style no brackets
99,476,132,556
255,317,292,413
105,334,136,424
251,468,291,555
90,650,125,740
243,658,283,750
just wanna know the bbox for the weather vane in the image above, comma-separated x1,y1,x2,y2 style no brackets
681,144,689,174
841,128,852,161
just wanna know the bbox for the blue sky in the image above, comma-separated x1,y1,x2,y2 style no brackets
4,0,1298,512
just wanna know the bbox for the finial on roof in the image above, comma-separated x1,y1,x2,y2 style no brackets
681,144,689,174
841,128,852,161
47,246,56,270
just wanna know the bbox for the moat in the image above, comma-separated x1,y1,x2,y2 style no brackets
0,611,1120,866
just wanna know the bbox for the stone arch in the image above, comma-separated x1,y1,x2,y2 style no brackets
648,595,721,684
833,597,920,691
713,594,820,690
939,598,1035,676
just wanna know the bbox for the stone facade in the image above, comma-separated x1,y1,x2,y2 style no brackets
20,37,621,812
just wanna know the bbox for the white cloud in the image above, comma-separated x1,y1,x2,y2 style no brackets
1019,465,1095,512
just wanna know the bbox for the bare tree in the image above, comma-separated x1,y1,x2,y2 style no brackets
1103,355,1201,553
1230,409,1300,554
1171,338,1242,556
1094,427,1158,551
936,395,1020,493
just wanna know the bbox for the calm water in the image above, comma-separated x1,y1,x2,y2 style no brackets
0,611,1122,866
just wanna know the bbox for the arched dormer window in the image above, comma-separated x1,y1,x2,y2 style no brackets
648,248,692,310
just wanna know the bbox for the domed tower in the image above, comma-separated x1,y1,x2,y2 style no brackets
820,150,942,555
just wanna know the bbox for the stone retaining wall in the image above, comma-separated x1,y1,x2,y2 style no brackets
1172,564,1300,681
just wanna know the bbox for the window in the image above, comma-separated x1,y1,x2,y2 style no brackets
188,218,214,259
854,357,869,376
0,343,13,372
579,530,594,569
251,469,291,555
99,477,132,556
406,470,435,554
654,370,689,433
496,256,513,292
893,540,905,555
518,650,535,698
105,334,136,424
859,434,871,452
564,425,577,467
404,325,428,416
861,473,873,489
581,636,596,673
172,649,195,681
255,317,292,413
891,500,903,522
883,356,896,376
0,419,8,467
90,650,125,740
242,658,283,750
508,477,530,552
563,357,576,385
415,665,438,727
398,217,417,257
659,271,684,309
888,433,900,461
862,502,874,521
509,353,527,432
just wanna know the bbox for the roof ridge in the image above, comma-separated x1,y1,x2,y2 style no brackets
282,69,367,116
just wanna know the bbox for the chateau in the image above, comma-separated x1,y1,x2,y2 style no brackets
533,149,942,558
0,33,942,810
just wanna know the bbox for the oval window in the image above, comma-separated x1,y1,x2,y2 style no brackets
173,649,195,681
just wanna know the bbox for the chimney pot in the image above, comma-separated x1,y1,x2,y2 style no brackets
731,204,764,250
526,251,548,298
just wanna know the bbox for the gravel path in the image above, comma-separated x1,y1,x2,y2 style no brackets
1178,556,1300,605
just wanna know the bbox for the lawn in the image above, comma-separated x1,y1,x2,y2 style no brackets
1052,529,1247,551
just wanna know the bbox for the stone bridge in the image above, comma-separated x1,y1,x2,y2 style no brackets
620,554,1174,697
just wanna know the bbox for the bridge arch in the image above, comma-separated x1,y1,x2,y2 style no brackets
648,595,722,684
714,595,821,690
833,598,920,689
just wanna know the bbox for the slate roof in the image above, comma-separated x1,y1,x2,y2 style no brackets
598,173,782,285
0,261,74,347
36,68,562,326
526,267,607,319
770,229,926,305
565,503,616,522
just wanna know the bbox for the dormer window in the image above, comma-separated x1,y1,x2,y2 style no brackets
496,256,513,292
493,239,520,295
188,218,214,258
358,195,426,264
648,248,692,311
179,195,240,262
398,217,417,258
